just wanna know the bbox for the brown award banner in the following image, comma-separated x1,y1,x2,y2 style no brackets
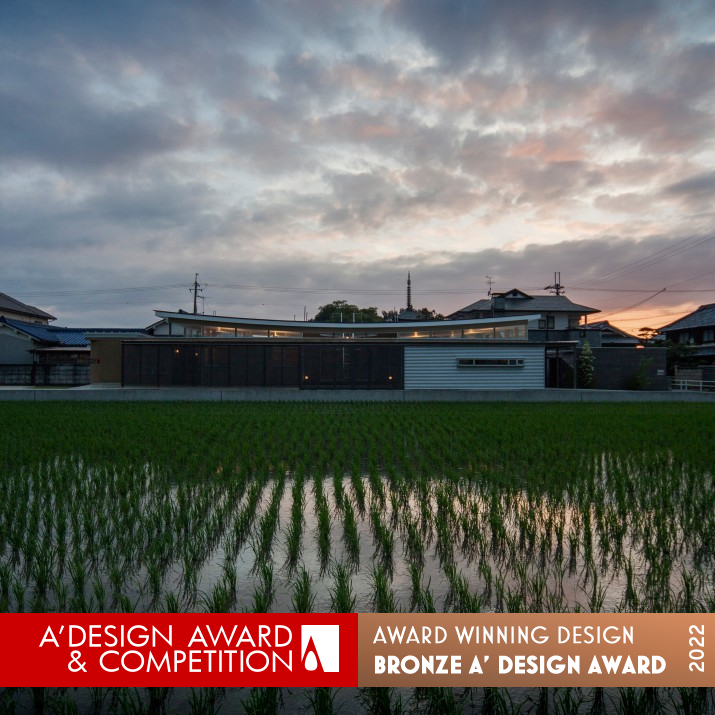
358,613,711,687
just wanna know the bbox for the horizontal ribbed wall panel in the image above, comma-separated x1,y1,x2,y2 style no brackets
404,345,545,390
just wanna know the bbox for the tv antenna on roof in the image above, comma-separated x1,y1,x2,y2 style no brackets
485,275,494,296
544,272,565,296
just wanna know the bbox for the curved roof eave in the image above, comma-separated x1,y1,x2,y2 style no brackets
153,310,540,332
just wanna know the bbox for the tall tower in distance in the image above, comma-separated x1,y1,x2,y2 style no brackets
407,272,413,311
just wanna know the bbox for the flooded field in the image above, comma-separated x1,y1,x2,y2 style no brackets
1,402,713,713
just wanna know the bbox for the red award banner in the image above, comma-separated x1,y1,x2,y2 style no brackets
0,613,358,687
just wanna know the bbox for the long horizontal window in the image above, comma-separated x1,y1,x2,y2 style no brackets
457,358,525,367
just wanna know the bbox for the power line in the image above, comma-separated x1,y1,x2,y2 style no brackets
596,288,668,320
14,284,187,298
574,232,715,289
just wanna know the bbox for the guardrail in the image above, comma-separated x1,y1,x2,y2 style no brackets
672,379,715,392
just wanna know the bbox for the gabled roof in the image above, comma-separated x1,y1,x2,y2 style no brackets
455,298,492,313
586,321,638,340
0,292,55,321
494,288,532,299
659,304,715,332
452,291,598,316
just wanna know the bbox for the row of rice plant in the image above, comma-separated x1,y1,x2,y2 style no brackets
1,402,713,713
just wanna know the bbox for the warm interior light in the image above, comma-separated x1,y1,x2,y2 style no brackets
304,375,309,380
388,375,393,380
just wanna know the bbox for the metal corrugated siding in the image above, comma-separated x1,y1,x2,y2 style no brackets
47,330,89,346
404,345,545,390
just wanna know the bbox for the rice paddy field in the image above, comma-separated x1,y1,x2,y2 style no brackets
0,401,713,714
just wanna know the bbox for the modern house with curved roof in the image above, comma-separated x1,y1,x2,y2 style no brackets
90,309,557,390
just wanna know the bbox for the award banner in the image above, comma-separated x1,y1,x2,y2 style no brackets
359,613,711,687
0,612,710,687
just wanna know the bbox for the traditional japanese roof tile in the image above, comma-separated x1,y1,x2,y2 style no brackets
659,304,715,332
0,292,55,321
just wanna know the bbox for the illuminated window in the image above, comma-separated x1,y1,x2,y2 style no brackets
457,358,525,367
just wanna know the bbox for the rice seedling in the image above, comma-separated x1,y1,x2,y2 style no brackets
291,566,316,613
115,687,148,715
329,562,356,613
341,497,361,568
358,687,405,715
369,563,398,613
314,477,332,574
201,578,234,613
1,402,714,713
243,686,281,714
251,562,275,613
285,474,305,572
188,687,226,715
413,686,464,714
163,592,181,613
306,687,338,715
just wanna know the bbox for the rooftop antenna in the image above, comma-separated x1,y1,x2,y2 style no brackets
544,272,565,296
485,275,494,296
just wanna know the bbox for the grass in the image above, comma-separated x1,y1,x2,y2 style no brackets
0,402,714,712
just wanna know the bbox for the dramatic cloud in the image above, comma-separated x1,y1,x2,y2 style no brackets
2,0,714,331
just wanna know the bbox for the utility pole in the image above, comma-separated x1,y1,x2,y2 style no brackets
190,273,204,314
544,272,565,296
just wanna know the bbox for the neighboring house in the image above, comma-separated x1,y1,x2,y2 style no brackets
582,321,640,348
658,303,715,360
0,318,146,385
0,292,55,324
449,288,599,344
0,318,90,365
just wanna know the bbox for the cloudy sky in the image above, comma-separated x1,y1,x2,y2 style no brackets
2,0,714,331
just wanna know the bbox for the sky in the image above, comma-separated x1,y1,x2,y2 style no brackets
2,0,715,332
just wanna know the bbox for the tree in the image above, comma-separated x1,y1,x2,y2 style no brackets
312,300,381,323
627,357,653,390
638,327,659,345
577,340,595,388
416,307,445,320
381,307,445,321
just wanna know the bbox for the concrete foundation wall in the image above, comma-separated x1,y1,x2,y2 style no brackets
1,387,713,402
